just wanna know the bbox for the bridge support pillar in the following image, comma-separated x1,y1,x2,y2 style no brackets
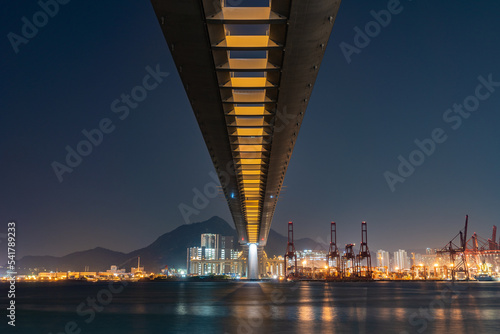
248,243,259,279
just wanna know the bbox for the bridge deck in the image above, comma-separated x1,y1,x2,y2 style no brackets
151,0,341,246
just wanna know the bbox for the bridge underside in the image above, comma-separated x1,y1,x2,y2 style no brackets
151,0,341,246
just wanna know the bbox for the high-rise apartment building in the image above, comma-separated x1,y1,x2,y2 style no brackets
376,250,390,268
393,249,410,271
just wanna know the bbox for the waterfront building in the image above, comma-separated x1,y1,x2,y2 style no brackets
187,233,243,276
393,249,410,271
107,265,126,274
263,255,285,278
296,249,328,268
377,250,390,269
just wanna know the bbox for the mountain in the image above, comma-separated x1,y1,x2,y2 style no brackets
265,228,327,257
16,216,325,274
121,216,239,271
18,247,128,273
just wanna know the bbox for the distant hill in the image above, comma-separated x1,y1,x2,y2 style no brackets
16,216,326,274
121,216,239,272
265,228,327,257
18,247,127,273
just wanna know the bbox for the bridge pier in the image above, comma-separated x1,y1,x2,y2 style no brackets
248,243,259,279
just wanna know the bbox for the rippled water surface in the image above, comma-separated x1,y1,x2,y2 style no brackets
2,281,500,333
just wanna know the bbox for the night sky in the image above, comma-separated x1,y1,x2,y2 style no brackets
2,0,500,262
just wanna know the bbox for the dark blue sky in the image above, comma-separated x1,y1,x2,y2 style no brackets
2,0,500,260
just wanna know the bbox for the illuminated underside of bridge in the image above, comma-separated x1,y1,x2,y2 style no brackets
152,0,341,249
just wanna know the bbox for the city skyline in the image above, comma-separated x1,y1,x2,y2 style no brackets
5,214,488,263
5,225,476,278
8,214,488,279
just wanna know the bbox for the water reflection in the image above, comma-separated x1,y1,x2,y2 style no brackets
297,283,314,321
11,281,500,334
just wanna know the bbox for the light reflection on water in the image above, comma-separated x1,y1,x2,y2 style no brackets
5,281,500,334
297,283,314,321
